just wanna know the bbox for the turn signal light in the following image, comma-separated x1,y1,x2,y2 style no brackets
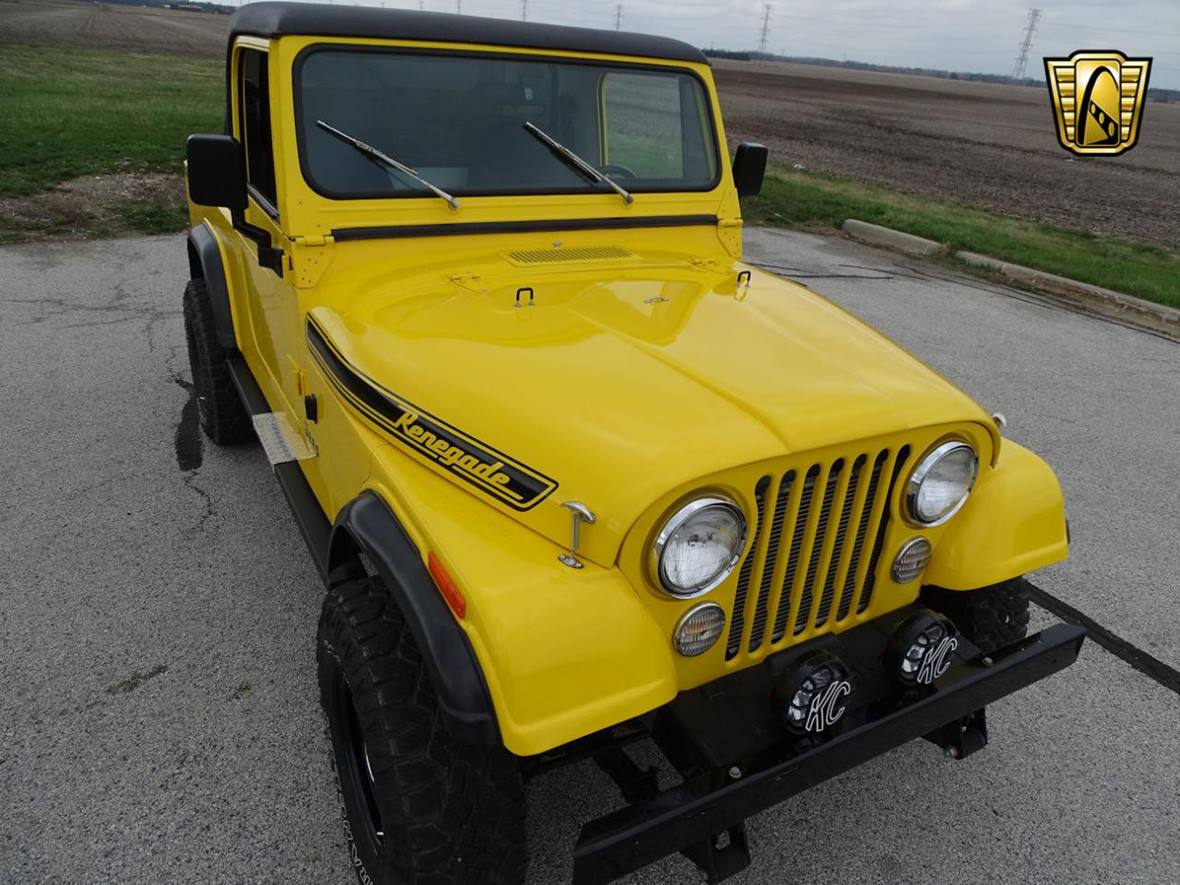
428,551,467,619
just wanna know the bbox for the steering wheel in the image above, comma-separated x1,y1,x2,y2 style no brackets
600,163,637,179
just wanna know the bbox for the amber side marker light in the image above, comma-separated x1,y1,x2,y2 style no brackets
428,551,467,619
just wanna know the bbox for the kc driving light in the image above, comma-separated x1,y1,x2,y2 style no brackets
888,610,960,686
653,497,746,597
673,602,726,657
906,441,978,525
772,651,853,735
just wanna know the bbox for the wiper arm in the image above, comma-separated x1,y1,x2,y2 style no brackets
316,120,460,211
523,121,634,205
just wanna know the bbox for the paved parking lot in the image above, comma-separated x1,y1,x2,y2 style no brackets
2,229,1177,884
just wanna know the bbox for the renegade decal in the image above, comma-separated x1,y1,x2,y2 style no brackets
307,319,557,510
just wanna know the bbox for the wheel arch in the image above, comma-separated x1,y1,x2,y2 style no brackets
328,490,501,747
187,224,238,351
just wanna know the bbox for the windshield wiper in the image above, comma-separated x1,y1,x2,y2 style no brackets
523,121,634,205
316,120,460,211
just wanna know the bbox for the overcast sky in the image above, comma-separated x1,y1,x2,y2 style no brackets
273,0,1180,88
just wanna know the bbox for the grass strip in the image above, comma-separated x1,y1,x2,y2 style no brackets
0,43,221,195
743,168,1180,309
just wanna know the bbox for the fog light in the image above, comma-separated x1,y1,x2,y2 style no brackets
889,610,959,686
673,602,726,656
892,537,932,583
773,651,853,735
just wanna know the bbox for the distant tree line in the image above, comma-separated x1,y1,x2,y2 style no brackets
703,49,1178,102
98,0,233,13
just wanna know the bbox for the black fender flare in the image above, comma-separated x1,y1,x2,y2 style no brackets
329,490,501,747
186,224,237,350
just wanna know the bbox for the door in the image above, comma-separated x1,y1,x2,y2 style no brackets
236,45,299,417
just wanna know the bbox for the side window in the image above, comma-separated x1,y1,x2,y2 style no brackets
239,48,278,209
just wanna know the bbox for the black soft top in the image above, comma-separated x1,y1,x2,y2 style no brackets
228,2,707,64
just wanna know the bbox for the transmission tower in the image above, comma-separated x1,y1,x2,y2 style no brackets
1010,8,1042,80
757,4,773,56
615,3,623,31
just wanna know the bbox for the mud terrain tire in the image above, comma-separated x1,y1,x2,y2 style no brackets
924,577,1032,655
318,576,527,885
182,278,253,445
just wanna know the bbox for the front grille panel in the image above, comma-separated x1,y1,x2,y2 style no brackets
727,445,909,661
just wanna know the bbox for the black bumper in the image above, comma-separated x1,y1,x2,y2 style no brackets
571,622,1086,885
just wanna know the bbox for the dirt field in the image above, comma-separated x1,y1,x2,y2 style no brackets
715,59,1180,247
2,2,1178,246
0,0,225,55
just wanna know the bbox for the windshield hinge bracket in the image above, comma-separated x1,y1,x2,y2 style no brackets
289,234,336,288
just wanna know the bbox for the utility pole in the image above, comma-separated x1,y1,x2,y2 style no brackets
615,3,623,31
521,0,527,20
1010,8,1042,80
456,0,461,12
757,4,773,56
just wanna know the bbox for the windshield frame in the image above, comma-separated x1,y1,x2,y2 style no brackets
291,43,723,202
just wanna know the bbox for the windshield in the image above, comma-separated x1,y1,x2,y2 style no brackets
295,48,720,199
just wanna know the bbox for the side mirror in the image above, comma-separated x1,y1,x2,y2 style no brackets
186,134,247,210
732,142,768,197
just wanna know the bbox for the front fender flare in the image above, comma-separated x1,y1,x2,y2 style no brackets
330,491,500,746
924,440,1069,590
186,224,237,350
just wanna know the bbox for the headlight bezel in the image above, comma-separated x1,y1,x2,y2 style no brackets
905,440,979,527
651,495,747,598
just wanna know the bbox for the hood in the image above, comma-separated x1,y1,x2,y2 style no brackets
308,248,990,565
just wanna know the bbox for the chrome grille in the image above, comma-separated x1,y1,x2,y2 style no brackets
727,445,910,660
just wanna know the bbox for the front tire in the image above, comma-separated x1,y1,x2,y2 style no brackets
318,577,527,885
924,577,1031,655
182,278,252,445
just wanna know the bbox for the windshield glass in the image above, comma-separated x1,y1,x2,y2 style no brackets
296,48,719,199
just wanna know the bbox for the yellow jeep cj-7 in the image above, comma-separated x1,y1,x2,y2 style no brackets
183,3,1085,882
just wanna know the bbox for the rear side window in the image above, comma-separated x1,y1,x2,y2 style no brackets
239,48,278,209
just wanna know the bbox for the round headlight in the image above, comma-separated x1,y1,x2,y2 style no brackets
906,442,978,526
654,497,746,597
673,603,726,656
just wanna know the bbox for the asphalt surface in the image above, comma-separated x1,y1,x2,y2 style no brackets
1,229,1177,884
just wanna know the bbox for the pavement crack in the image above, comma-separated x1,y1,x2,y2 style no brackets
182,472,216,528
1029,585,1180,698
106,664,169,696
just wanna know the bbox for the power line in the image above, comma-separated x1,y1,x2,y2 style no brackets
1011,8,1042,80
758,3,773,55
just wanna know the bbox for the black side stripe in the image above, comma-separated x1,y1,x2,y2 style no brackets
307,318,557,511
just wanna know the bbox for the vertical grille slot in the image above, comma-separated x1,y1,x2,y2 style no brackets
770,466,819,644
858,445,911,614
815,454,866,627
748,471,794,652
793,460,844,636
727,477,769,659
837,451,888,621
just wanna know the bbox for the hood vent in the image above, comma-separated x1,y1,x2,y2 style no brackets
505,246,632,265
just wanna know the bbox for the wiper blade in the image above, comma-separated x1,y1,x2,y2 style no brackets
316,120,460,211
523,121,634,205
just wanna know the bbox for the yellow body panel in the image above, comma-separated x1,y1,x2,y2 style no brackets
189,32,1069,755
924,440,1069,590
